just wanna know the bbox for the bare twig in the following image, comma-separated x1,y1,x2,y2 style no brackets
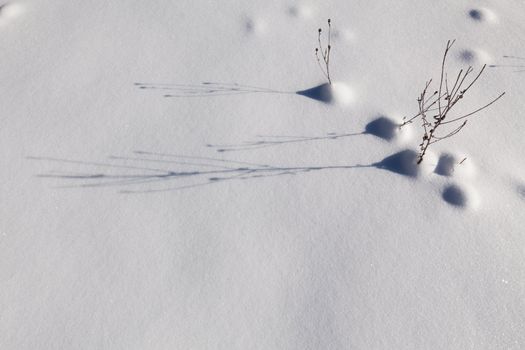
315,19,332,84
441,92,505,125
400,40,505,164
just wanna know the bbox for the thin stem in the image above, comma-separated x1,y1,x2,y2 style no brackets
405,40,504,164
430,120,467,144
441,92,505,124
314,19,332,85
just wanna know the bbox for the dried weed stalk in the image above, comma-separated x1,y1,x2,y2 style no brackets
315,19,332,85
401,40,505,164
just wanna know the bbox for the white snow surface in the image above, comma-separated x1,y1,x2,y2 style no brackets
2,1,525,349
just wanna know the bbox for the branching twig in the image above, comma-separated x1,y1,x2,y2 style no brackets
400,40,505,164
315,19,332,84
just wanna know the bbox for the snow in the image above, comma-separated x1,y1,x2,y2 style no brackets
1,0,525,348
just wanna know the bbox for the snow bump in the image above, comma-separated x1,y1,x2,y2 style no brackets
442,184,479,209
0,2,23,23
434,153,476,180
468,8,498,24
244,17,268,35
296,82,354,106
443,184,467,207
457,48,492,65
435,154,457,176
517,184,525,201
287,4,313,19
374,149,420,178
365,116,399,141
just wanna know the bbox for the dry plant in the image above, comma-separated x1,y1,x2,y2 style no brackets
315,19,332,84
401,40,505,164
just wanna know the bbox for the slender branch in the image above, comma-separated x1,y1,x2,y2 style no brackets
404,40,504,163
430,120,467,143
441,92,505,124
438,40,455,119
314,19,332,84
462,64,486,93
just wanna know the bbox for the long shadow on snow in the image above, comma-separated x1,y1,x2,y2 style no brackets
206,116,399,152
489,55,525,73
135,82,336,104
29,149,420,194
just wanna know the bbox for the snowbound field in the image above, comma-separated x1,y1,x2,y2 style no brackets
1,0,525,349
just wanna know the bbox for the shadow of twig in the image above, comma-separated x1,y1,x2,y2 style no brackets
489,55,525,73
135,82,293,98
204,115,400,153
135,81,337,104
30,153,370,193
206,132,365,152
29,149,420,194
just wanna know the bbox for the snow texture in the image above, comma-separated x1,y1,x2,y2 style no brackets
1,1,525,349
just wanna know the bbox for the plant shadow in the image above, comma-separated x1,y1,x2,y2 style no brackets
29,149,420,194
206,132,365,152
296,83,333,103
205,116,400,153
135,82,338,104
489,55,525,73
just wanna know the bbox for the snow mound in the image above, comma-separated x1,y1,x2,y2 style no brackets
0,2,23,22
442,183,479,209
434,153,476,180
296,82,354,106
468,7,498,24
